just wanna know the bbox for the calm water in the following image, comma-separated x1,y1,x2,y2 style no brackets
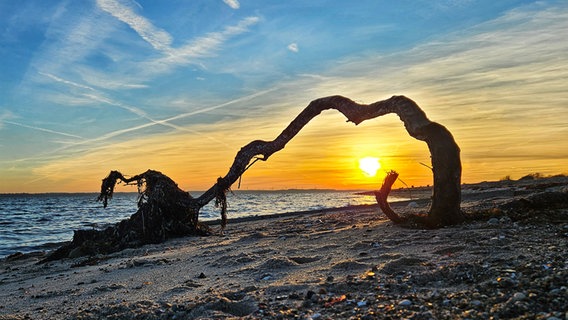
0,191,404,258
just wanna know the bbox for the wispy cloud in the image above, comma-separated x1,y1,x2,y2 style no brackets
0,110,16,130
37,71,152,117
39,72,96,92
21,0,258,100
9,86,278,171
2,120,85,140
96,0,258,69
96,0,173,52
157,86,278,123
304,3,568,106
73,2,260,88
144,16,260,74
223,0,240,10
287,43,299,53
38,68,248,144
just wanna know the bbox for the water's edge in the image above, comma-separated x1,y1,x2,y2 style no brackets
0,191,413,258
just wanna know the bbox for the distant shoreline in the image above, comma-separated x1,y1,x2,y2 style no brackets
2,173,564,196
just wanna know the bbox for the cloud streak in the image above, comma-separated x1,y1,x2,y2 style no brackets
144,16,260,75
223,0,240,10
2,120,85,140
23,0,259,100
96,0,173,52
287,43,299,53
6,86,278,171
96,0,259,76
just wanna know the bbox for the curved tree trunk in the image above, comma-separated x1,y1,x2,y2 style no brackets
46,94,462,261
198,95,463,227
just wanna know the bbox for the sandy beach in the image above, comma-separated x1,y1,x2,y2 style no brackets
1,177,567,319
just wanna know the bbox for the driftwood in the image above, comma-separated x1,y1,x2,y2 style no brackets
43,170,211,262
374,171,404,224
199,95,463,227
45,95,462,261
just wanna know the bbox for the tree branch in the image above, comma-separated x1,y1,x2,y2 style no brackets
196,95,462,227
374,170,404,224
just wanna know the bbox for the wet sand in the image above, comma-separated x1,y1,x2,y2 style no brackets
1,177,567,319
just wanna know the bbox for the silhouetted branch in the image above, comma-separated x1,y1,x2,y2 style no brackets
47,94,463,261
197,95,463,227
374,171,404,224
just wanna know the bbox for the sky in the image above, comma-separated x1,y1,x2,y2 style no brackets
0,0,567,193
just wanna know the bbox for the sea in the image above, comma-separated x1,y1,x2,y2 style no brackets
0,190,407,258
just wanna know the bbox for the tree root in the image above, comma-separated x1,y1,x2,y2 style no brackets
42,170,210,262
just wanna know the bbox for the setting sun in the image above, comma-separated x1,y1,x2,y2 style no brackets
359,157,381,177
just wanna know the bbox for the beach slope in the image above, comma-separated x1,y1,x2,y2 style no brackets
1,177,567,319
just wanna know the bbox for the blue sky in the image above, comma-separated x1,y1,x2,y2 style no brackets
1,0,567,192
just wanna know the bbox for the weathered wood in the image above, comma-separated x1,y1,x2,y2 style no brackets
46,94,463,261
374,170,404,224
198,95,463,227
43,170,209,262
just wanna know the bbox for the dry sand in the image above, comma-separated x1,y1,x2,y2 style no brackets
1,177,567,319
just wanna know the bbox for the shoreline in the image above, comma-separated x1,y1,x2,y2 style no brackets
1,177,567,319
0,196,421,260
204,198,431,226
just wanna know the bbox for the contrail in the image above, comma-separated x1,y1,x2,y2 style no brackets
39,72,97,92
159,87,278,123
7,87,278,166
2,120,85,139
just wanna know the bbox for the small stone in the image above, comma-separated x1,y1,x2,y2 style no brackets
198,272,206,279
512,292,526,301
500,216,512,224
497,276,517,288
487,218,500,225
407,202,419,208
549,288,562,295
471,300,482,307
398,299,412,307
